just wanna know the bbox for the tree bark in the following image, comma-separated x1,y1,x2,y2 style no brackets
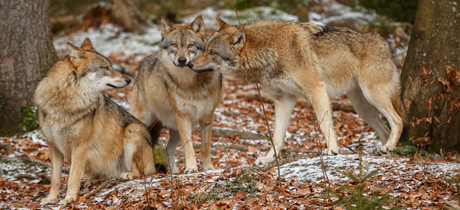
401,0,460,152
0,0,58,136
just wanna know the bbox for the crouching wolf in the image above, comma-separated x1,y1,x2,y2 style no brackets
130,16,222,173
35,38,158,205
188,18,407,165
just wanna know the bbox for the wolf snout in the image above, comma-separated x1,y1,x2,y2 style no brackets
178,57,187,65
125,77,131,85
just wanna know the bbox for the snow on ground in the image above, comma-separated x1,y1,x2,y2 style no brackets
308,0,378,26
183,6,298,30
280,154,460,183
53,24,162,57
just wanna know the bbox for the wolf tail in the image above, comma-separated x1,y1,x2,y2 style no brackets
392,86,409,139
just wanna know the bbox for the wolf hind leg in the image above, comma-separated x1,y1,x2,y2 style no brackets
359,82,403,153
254,94,296,165
166,129,181,173
348,85,390,145
200,114,215,171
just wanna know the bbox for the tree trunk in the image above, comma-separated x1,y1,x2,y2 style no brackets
0,0,58,136
401,0,460,152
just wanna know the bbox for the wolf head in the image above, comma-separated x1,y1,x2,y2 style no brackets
187,17,245,75
159,16,206,69
67,38,131,92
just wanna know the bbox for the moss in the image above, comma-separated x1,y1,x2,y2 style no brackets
426,142,441,154
154,148,167,169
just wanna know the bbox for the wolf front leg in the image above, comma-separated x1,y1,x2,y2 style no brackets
254,94,296,165
200,113,215,171
40,143,64,205
307,82,338,155
175,113,198,173
59,142,90,205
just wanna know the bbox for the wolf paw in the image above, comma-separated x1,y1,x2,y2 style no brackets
84,180,93,188
184,166,198,174
120,172,137,180
253,155,275,166
380,145,394,154
58,196,75,205
323,148,338,156
201,164,215,171
40,197,57,205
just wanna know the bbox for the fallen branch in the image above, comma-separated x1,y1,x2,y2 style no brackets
0,155,69,173
246,155,303,172
0,142,14,153
444,201,460,210
84,180,115,199
212,128,265,139
236,92,356,113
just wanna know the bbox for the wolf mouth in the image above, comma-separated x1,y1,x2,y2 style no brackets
107,84,124,89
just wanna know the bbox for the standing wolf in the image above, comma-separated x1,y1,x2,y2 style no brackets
130,16,222,173
188,18,406,165
35,38,158,205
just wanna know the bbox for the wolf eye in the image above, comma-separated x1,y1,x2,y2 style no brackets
210,51,217,56
103,66,110,70
188,44,195,48
171,43,178,48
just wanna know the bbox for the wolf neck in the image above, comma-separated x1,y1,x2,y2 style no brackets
236,40,279,84
36,63,100,125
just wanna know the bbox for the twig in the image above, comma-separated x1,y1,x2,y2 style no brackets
343,144,357,154
246,155,302,172
84,180,114,199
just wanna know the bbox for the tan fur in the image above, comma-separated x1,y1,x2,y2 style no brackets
189,18,406,164
130,16,222,174
35,38,156,205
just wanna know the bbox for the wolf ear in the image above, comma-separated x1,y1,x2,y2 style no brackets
231,31,245,52
67,43,81,59
160,16,175,39
216,17,230,31
189,15,205,37
81,38,96,52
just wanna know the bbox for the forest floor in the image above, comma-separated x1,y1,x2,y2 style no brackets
1,3,459,210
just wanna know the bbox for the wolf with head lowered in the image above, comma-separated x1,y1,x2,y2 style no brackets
130,16,222,174
189,18,407,165
35,38,158,205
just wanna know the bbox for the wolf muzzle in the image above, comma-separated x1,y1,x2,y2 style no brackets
187,62,213,73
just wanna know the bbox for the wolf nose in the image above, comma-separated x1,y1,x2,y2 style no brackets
187,62,194,68
178,57,187,64
125,78,131,85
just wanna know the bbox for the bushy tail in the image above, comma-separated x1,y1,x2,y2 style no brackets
391,87,408,125
392,87,409,140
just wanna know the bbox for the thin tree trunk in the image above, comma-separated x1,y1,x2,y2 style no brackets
401,0,460,151
0,0,58,136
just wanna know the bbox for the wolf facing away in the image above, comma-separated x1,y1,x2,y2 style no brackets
35,38,158,205
130,16,222,174
188,18,406,165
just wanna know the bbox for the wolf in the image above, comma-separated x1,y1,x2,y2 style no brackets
188,18,407,165
130,16,222,174
35,38,158,205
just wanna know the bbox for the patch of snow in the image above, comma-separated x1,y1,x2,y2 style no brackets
309,0,378,27
183,6,298,30
20,130,47,145
279,154,460,184
54,24,162,57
